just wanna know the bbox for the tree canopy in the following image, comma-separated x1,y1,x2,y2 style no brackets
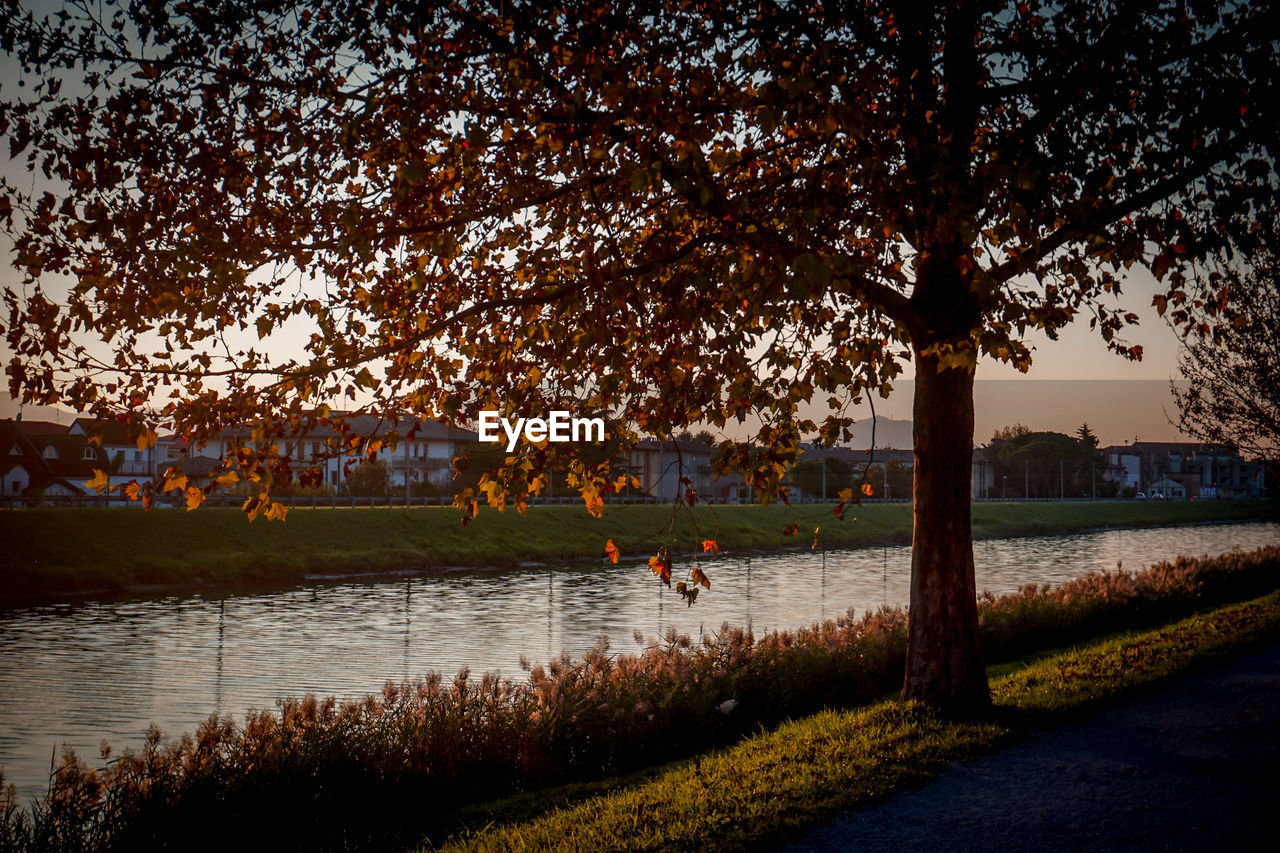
982,422,1108,499
3,0,1277,708
1173,240,1280,462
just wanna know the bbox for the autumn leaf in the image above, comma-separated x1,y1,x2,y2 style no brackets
701,539,718,554
242,493,264,521
837,487,853,503
215,470,240,489
605,538,620,564
82,469,111,494
691,566,710,589
162,468,188,493
264,500,289,522
649,553,672,587
184,486,206,511
124,481,141,502
783,523,799,536
861,482,875,496
461,498,479,526
135,428,158,451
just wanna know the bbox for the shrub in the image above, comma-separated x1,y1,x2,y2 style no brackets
3,546,1279,851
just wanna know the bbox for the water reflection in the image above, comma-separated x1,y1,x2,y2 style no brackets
0,520,1276,800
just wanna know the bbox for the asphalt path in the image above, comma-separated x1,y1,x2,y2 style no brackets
778,640,1280,852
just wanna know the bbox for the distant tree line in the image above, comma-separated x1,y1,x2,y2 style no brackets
983,424,1112,500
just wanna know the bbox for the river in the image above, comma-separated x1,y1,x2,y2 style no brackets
1,519,1277,800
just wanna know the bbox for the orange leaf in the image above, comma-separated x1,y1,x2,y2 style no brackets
162,468,188,493
82,469,111,494
861,482,874,496
184,486,206,512
243,493,265,521
783,523,799,536
605,538,620,564
649,554,672,587
701,539,718,554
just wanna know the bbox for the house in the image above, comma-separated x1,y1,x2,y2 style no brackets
1146,477,1188,500
797,445,917,500
68,418,164,487
0,418,104,500
1104,446,1144,494
1101,441,1266,499
620,438,726,501
207,413,478,491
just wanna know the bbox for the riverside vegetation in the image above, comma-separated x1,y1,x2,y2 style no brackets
2,499,1274,601
2,544,1280,852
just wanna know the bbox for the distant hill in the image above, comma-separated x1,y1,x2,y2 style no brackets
847,416,914,450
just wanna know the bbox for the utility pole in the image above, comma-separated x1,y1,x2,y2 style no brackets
1025,459,1029,501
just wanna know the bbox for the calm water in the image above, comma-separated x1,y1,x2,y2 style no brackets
2,519,1277,799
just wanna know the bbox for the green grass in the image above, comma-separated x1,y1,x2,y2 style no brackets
1,499,1274,600
435,591,1280,852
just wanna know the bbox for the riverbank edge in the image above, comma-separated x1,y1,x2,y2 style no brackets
2,499,1275,604
4,546,1278,849
437,590,1280,852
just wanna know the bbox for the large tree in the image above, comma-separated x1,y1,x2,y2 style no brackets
2,1,1276,710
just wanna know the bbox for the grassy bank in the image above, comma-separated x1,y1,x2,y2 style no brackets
2,499,1275,600
3,546,1280,851
443,592,1280,852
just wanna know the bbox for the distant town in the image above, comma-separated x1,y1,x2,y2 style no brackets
1,413,1266,507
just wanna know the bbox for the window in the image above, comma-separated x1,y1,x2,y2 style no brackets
82,447,96,460
43,445,59,460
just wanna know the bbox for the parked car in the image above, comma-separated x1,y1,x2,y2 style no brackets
1135,492,1146,499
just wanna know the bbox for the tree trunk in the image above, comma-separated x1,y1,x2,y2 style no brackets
902,349,989,713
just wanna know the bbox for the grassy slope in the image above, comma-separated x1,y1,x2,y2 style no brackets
1,499,1274,598
436,591,1280,852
